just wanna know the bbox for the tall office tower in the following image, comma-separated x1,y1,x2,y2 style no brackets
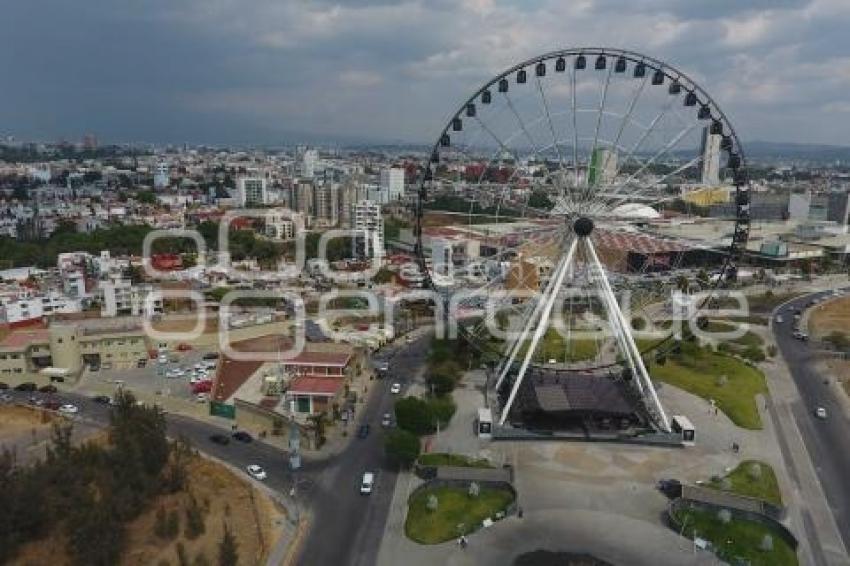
352,200,385,259
294,181,315,218
827,190,850,225
236,177,268,206
153,162,170,189
379,168,405,202
700,126,722,186
301,149,318,178
588,148,618,186
338,183,368,228
313,183,340,227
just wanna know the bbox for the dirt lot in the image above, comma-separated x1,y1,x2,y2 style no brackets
0,404,56,441
808,296,850,339
11,455,284,566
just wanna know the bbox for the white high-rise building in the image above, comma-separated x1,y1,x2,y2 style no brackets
352,200,385,259
236,177,269,206
379,168,405,203
154,162,170,189
301,149,318,179
700,127,722,186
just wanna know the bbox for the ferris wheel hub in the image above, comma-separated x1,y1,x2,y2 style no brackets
573,216,594,237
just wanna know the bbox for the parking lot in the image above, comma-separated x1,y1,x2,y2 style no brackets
77,346,220,407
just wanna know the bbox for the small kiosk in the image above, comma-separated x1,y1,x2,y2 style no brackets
477,407,493,439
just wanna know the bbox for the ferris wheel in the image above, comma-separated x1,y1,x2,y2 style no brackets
414,48,750,433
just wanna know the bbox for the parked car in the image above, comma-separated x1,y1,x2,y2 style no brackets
246,464,267,481
360,471,375,495
232,431,253,443
202,352,220,360
191,380,213,394
14,382,37,392
381,413,392,427
92,395,111,404
89,363,100,371
209,433,230,445
38,385,57,394
49,375,65,383
177,343,193,351
390,382,402,394
0,382,8,390
102,362,112,371
28,396,44,406
136,359,147,368
815,406,828,419
195,393,209,403
357,424,371,438
58,404,79,415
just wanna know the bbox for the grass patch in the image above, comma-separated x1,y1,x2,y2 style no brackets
418,453,493,468
649,345,767,429
405,486,514,544
672,506,797,565
706,460,783,506
518,328,600,363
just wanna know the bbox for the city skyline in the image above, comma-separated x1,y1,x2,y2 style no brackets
2,0,850,146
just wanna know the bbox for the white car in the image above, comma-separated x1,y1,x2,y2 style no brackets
246,464,267,480
381,412,392,427
390,383,401,394
360,471,375,494
58,404,79,414
815,406,828,419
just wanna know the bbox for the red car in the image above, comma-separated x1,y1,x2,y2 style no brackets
191,380,212,394
177,343,193,352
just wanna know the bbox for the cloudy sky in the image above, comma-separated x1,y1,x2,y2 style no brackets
1,0,849,146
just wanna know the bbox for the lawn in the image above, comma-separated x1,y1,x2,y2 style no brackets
418,453,493,468
705,321,764,348
706,460,783,506
517,328,600,364
648,345,767,429
405,486,515,544
671,506,797,566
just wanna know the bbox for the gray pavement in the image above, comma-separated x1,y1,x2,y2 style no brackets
770,289,850,565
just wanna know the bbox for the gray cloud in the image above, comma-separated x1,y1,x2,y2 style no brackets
0,0,848,146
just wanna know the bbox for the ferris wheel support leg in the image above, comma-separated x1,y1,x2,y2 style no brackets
494,238,576,392
498,237,579,427
585,239,671,433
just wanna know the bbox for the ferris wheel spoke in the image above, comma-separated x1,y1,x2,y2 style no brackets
598,153,703,211
580,62,615,209
588,120,698,212
535,76,572,200
570,65,580,188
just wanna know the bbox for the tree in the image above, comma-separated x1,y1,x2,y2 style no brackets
394,397,433,435
218,522,239,566
184,493,206,539
385,429,420,468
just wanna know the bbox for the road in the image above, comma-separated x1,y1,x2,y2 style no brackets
1,331,432,566
295,333,430,566
773,289,850,552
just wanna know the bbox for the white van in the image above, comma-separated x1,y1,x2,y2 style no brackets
360,472,375,495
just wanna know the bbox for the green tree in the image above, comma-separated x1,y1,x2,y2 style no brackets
385,429,421,468
394,397,433,435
